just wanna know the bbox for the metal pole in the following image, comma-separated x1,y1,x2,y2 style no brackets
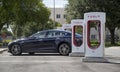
53,0,55,28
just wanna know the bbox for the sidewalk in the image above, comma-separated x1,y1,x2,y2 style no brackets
105,46,120,57
0,48,8,54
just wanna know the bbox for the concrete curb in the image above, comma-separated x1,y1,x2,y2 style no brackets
0,48,8,54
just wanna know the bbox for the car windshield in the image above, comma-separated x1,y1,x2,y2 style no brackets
29,31,46,38
29,32,40,38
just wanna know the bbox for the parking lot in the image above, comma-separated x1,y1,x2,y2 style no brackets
0,47,120,72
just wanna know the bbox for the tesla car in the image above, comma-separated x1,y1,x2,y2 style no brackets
8,29,82,55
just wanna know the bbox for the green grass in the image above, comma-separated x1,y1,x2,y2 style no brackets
0,43,2,46
90,40,99,47
105,41,120,47
2,39,12,43
0,39,12,47
90,40,120,47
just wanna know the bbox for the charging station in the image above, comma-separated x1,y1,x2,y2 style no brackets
62,24,72,31
82,12,107,62
69,19,85,57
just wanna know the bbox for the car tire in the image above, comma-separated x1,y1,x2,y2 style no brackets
29,52,35,55
10,44,22,55
59,43,71,55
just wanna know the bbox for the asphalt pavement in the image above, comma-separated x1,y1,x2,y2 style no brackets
0,48,7,54
0,47,120,72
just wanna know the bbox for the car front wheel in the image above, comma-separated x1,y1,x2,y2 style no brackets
59,43,71,55
10,44,22,55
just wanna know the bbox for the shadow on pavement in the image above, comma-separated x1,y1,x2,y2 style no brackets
107,57,120,64
107,62,120,64
9,53,68,57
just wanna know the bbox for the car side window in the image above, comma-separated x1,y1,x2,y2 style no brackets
47,31,55,38
59,32,65,36
65,33,71,36
46,31,71,38
60,31,72,37
55,31,66,37
47,31,65,38
55,32,60,37
38,32,46,38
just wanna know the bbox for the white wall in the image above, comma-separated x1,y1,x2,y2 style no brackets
50,8,66,24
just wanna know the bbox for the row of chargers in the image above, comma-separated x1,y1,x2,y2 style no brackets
63,12,106,62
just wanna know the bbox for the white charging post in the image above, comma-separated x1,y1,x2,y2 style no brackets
62,24,72,31
69,19,85,57
82,12,107,62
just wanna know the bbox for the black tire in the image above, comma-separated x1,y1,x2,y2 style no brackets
10,44,22,55
59,43,71,55
29,52,35,55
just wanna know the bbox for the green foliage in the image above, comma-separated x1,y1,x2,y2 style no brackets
1,27,12,36
22,19,61,37
0,0,51,38
2,39,12,43
65,0,86,23
23,22,44,37
0,43,2,46
74,26,83,34
46,19,62,29
90,40,99,47
105,41,120,47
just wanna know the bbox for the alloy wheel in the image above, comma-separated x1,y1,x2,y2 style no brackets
11,44,22,55
59,43,70,55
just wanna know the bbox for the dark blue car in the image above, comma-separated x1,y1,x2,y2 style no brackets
8,30,82,55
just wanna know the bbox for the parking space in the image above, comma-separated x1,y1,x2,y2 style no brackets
0,47,120,72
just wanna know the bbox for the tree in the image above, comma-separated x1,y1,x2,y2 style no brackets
0,0,51,38
12,0,50,38
0,0,14,31
22,19,61,37
85,0,120,44
65,0,87,23
1,27,12,36
66,0,120,44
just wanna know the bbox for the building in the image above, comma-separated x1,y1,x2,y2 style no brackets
50,8,66,25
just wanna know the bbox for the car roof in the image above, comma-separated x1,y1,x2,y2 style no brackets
38,29,71,33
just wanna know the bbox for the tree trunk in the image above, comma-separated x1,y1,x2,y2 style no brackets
0,23,6,32
109,29,115,44
0,26,2,32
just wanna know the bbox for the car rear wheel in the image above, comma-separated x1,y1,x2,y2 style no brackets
59,43,71,55
10,44,22,55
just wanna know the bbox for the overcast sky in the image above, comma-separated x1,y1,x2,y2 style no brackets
43,0,68,8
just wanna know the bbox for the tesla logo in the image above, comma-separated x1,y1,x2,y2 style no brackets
88,15,100,18
73,22,83,24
